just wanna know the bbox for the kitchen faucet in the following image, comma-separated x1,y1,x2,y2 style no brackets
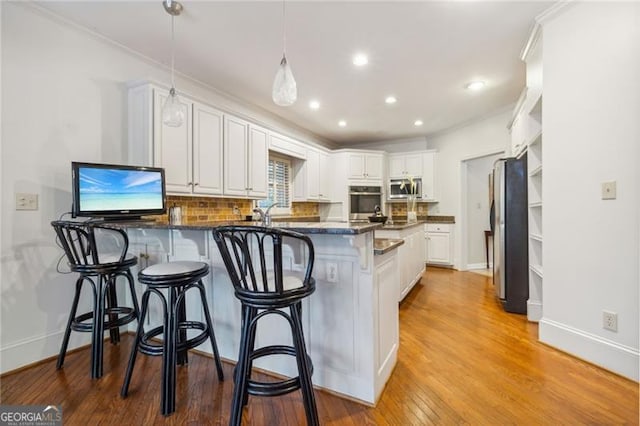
253,202,277,227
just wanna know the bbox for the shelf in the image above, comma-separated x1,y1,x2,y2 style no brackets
526,130,542,148
530,264,543,278
529,233,543,242
529,164,542,177
528,93,542,123
529,201,543,208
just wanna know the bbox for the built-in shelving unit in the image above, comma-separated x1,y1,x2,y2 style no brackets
523,26,544,323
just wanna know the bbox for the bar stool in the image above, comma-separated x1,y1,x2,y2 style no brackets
212,226,319,426
51,220,140,379
120,260,224,416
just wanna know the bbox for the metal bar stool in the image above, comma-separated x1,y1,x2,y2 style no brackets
212,226,319,426
120,260,224,416
51,220,140,379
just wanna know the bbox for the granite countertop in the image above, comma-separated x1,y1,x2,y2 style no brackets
379,220,426,230
110,220,382,235
374,238,405,255
426,215,456,224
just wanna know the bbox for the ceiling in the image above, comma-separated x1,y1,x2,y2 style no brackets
35,1,553,145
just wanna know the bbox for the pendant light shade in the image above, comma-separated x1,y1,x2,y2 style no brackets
162,1,184,127
272,0,297,106
162,88,184,127
272,54,297,106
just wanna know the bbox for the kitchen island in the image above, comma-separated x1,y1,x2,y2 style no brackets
119,221,401,405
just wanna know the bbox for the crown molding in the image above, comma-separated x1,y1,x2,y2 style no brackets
520,1,576,62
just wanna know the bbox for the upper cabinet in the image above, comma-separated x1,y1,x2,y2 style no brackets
223,115,268,199
128,84,223,196
293,147,332,202
388,153,423,179
348,152,383,181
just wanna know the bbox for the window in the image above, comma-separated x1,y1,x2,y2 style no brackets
257,154,291,215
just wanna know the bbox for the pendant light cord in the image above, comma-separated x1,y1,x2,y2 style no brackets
282,0,286,56
170,14,176,88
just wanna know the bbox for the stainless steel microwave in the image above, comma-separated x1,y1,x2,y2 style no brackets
389,178,422,199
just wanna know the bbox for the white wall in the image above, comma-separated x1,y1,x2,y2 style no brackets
464,153,501,268
0,3,329,374
540,2,639,380
426,110,509,269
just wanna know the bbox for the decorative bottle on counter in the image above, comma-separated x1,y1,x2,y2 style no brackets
407,194,417,223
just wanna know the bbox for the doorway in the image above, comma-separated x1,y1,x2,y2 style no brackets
460,151,503,271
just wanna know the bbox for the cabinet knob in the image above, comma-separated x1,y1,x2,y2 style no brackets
194,182,199,186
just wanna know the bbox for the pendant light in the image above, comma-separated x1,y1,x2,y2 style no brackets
162,0,184,127
272,0,297,106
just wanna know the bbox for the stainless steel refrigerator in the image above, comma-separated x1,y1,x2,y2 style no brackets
490,154,529,314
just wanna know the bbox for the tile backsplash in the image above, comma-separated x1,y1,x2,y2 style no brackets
152,195,319,224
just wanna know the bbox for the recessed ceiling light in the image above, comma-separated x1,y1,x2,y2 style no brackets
465,81,486,91
414,120,423,126
385,96,397,104
338,120,347,127
352,53,368,67
309,100,320,110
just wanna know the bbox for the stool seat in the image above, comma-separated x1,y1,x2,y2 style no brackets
121,260,224,417
51,220,140,379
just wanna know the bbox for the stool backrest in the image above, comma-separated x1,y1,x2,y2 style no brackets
212,226,314,295
51,220,130,268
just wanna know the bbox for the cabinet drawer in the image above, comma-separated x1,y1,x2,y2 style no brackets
426,223,451,233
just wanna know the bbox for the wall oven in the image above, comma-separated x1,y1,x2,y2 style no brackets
349,186,382,221
389,178,422,199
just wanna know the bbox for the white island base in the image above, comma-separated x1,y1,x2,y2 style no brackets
125,224,400,405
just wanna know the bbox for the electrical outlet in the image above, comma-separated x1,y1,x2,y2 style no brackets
326,262,338,283
603,311,618,332
232,205,240,215
16,193,38,210
602,181,616,200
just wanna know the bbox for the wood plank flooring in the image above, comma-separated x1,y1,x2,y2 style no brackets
1,268,638,424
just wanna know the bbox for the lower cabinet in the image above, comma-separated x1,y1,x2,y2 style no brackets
375,224,426,301
425,223,454,266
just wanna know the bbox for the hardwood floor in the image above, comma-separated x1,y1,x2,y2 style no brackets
1,268,638,424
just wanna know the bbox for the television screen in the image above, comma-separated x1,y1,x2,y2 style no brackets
72,162,166,220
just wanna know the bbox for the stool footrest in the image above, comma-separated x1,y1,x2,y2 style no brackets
71,307,137,333
138,321,210,357
241,345,314,398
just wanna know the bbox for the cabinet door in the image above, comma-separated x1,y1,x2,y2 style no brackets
365,154,383,179
318,151,330,200
247,125,268,198
153,90,193,194
427,232,450,264
404,155,423,177
193,103,223,195
306,149,320,200
422,152,436,200
388,156,405,178
348,154,365,179
223,116,249,196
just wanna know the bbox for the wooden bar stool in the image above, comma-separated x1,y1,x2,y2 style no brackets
120,261,224,416
212,226,319,426
51,220,140,379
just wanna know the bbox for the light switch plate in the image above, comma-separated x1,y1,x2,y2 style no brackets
16,193,38,210
602,181,616,200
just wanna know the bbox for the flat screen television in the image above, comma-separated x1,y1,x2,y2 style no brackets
72,161,166,220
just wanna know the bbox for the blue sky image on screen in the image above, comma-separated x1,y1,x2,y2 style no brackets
79,167,163,212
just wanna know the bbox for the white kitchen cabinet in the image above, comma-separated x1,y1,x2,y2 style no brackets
293,148,332,202
348,152,383,181
223,115,268,198
128,84,223,196
375,224,426,301
422,151,437,201
388,153,423,179
425,223,454,266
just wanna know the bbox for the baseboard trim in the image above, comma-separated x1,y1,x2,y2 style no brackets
466,263,492,270
527,301,543,322
539,318,639,381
